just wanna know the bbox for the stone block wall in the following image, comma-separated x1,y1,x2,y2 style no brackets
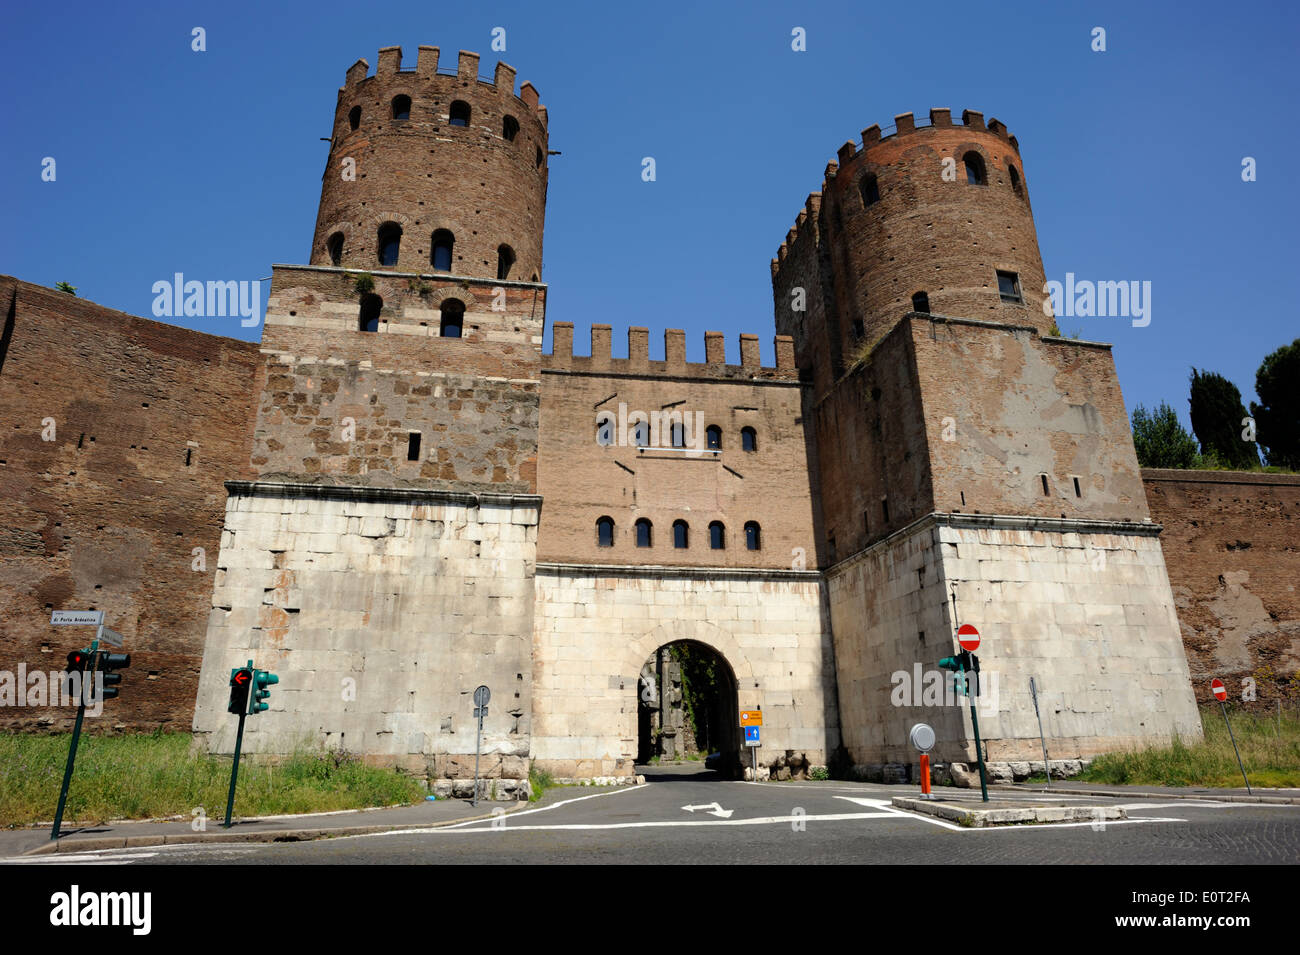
191,483,539,780
827,513,1203,770
531,565,838,778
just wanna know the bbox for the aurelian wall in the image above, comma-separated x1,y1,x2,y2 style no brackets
0,277,259,732
828,514,1203,770
191,483,539,784
531,566,837,778
1142,469,1300,704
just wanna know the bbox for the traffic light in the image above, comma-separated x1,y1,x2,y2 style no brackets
62,649,91,703
250,670,278,714
95,652,130,702
938,650,975,695
228,667,253,715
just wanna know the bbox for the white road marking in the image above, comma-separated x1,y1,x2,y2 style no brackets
831,797,1191,832
682,802,733,818
446,811,898,832
4,852,160,864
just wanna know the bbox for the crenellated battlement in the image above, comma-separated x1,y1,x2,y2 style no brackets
771,108,1020,276
341,45,546,122
544,324,798,381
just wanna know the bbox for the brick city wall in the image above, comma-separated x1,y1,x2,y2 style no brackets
0,277,259,732
1142,469,1300,705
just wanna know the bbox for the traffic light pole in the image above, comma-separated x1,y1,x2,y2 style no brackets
51,643,96,841
962,660,990,803
51,698,88,841
224,708,249,828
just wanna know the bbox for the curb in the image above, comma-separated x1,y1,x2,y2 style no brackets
893,796,1126,828
22,803,525,856
990,785,1300,806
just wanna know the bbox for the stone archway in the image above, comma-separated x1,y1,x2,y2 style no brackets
624,621,749,778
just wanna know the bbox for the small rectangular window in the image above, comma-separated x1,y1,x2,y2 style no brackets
881,498,890,524
407,432,422,461
997,270,1022,304
863,511,870,536
1073,476,1082,498
827,534,837,563
1041,474,1050,496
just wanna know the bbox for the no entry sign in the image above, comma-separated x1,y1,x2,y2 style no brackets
957,624,981,652
1211,678,1227,702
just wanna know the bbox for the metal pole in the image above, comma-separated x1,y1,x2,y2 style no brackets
1030,677,1051,788
965,662,989,803
751,743,757,783
51,698,88,841
1218,699,1252,794
472,708,483,807
223,708,248,828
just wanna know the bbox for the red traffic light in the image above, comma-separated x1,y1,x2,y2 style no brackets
64,650,90,672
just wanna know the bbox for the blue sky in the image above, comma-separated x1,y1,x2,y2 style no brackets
2,0,1295,427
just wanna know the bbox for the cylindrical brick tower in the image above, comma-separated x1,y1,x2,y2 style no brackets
773,108,1051,383
310,45,548,282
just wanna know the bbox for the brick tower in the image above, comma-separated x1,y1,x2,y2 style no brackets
773,110,1201,774
191,47,549,796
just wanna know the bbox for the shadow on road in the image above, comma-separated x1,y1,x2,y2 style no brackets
636,762,730,783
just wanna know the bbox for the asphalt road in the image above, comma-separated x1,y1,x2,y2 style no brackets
11,765,1299,866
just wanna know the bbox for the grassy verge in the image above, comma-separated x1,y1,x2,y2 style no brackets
1075,706,1300,789
0,731,425,828
527,764,556,803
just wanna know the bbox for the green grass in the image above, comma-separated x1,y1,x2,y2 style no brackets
0,731,425,828
1076,707,1300,789
527,765,555,803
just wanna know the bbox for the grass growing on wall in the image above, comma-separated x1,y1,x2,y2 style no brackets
0,731,425,828
1077,706,1300,789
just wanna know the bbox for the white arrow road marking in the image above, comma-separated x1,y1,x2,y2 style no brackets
682,802,734,818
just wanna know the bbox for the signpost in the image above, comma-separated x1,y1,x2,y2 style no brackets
742,714,761,783
909,722,936,799
1029,676,1051,788
48,609,128,841
1211,678,1251,794
472,685,490,807
944,593,989,803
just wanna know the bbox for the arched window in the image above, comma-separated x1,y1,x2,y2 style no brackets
503,115,519,141
348,106,361,130
741,427,757,452
912,291,930,313
706,425,722,450
391,95,411,121
635,518,652,548
673,520,689,549
596,516,614,548
596,415,614,447
709,521,725,550
439,300,464,338
449,101,471,127
1009,164,1023,197
964,151,987,186
536,146,544,168
860,173,880,207
670,420,685,448
496,245,515,280
326,232,344,266
431,230,454,271
631,418,650,447
745,521,761,551
377,222,402,266
358,294,382,333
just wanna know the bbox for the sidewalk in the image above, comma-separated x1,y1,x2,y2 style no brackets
2,796,530,858
994,780,1300,805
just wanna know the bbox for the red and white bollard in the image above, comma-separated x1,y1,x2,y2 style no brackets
920,753,932,799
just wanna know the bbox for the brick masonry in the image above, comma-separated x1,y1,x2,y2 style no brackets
0,276,258,732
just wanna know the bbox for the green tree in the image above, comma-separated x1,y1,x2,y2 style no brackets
1188,369,1258,470
1250,339,1300,470
1131,402,1198,469
55,281,77,295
